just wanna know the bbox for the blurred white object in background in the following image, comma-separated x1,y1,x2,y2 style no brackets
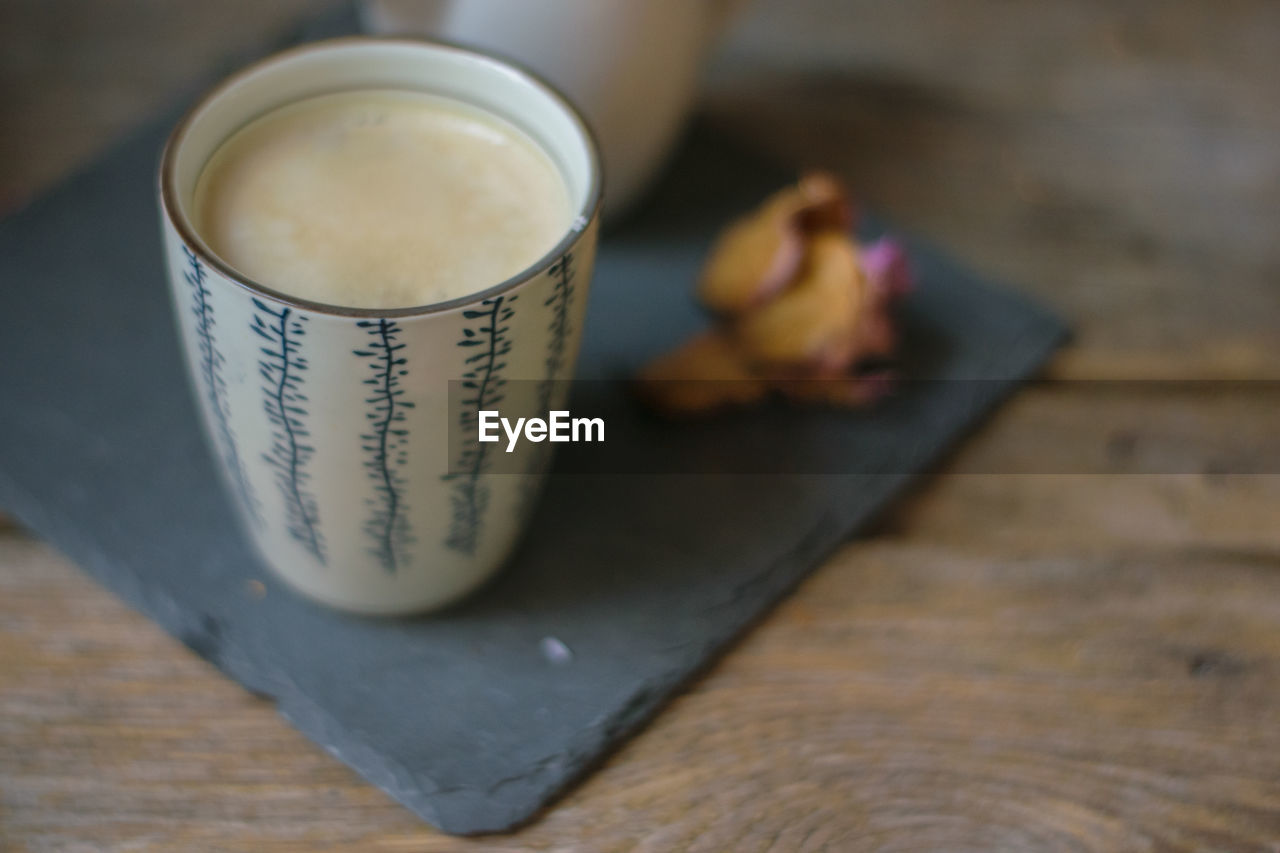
360,0,746,218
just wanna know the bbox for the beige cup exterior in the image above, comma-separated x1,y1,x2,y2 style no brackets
159,39,601,614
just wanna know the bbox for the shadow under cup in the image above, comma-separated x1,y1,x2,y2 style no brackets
159,38,602,615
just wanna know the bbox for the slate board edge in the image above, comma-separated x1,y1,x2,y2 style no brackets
394,315,1068,833
481,321,1072,835
0,312,1065,835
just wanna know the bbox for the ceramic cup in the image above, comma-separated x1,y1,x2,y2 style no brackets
158,38,601,615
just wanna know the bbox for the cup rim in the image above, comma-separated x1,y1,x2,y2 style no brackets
159,35,604,319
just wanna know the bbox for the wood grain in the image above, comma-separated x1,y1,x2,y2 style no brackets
3,0,1279,850
706,0,1280,382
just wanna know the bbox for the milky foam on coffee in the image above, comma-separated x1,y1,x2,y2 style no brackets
192,89,571,309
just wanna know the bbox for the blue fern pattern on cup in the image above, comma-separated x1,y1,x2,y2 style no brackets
535,251,577,413
183,246,261,525
442,294,517,555
251,299,325,563
517,252,578,518
354,319,415,572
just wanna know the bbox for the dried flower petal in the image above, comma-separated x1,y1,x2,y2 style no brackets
697,207,805,314
733,233,863,369
636,331,767,416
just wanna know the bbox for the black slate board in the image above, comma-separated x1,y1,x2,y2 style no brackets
0,12,1068,836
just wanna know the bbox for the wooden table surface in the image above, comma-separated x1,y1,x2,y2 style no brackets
3,1,1279,850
